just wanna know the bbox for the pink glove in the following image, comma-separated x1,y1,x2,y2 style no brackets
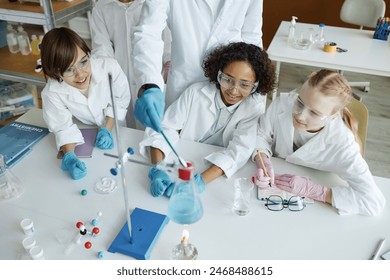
254,154,274,187
274,174,329,202
254,169,271,189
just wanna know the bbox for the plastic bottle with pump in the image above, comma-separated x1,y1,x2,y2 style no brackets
6,24,19,54
16,25,32,55
30,34,41,56
288,16,298,46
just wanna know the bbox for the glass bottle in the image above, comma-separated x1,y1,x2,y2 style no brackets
6,24,19,54
287,16,298,46
317,23,326,47
30,34,40,56
0,154,24,201
16,25,32,55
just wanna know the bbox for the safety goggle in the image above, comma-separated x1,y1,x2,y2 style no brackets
62,54,90,77
217,70,258,95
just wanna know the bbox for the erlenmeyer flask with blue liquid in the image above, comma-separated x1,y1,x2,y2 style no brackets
167,162,203,224
167,162,203,259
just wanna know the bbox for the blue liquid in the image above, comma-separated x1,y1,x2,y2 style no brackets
167,194,203,224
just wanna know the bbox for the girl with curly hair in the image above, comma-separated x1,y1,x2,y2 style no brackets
139,42,276,197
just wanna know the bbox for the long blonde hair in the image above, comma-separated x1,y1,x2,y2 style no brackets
306,69,362,153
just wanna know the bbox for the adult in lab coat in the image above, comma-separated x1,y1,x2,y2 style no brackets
90,0,171,128
140,42,275,197
132,0,263,132
254,70,385,216
41,27,130,180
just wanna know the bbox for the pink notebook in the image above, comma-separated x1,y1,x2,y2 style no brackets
57,128,98,159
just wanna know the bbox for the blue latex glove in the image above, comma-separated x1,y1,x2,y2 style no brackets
194,173,206,194
95,127,114,150
148,166,172,197
61,151,87,180
164,182,175,198
134,87,165,132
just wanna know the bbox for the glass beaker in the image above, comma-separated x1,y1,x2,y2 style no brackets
0,154,24,201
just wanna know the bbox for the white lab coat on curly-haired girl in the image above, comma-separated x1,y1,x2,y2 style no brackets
140,81,265,177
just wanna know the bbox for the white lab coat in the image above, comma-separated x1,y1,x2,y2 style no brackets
140,81,265,178
255,92,385,216
90,0,171,126
132,0,263,107
41,56,130,150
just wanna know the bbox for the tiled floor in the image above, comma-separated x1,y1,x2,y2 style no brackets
274,62,390,179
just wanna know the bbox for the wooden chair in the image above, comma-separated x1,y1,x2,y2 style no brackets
346,94,369,156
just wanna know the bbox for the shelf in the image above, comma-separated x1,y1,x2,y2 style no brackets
0,47,45,86
0,0,92,85
0,0,92,30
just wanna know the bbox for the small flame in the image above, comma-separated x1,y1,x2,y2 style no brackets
181,229,189,243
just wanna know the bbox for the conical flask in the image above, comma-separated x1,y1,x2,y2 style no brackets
167,162,203,225
0,154,24,201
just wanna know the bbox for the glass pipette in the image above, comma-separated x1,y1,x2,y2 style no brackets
160,130,187,168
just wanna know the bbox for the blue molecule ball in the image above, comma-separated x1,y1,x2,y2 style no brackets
97,251,104,259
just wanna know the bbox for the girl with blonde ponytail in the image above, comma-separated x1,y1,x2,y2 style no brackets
253,69,385,216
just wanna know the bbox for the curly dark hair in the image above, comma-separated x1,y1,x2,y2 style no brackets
202,42,276,95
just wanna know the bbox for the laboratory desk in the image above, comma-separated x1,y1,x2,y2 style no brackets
0,108,389,260
267,21,390,98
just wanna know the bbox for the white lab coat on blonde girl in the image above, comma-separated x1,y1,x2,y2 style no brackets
42,56,130,150
140,81,265,178
132,0,263,107
255,92,385,216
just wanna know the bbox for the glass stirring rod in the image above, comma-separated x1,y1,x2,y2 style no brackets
160,130,187,168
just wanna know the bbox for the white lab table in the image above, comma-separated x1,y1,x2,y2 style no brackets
0,108,389,260
267,21,390,98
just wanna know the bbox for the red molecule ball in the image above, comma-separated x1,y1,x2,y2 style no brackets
76,221,83,228
92,227,100,235
84,241,92,249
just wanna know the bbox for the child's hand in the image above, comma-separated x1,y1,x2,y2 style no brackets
194,173,205,193
254,169,271,189
61,151,87,180
255,154,274,187
275,174,328,202
148,166,172,197
95,127,114,150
